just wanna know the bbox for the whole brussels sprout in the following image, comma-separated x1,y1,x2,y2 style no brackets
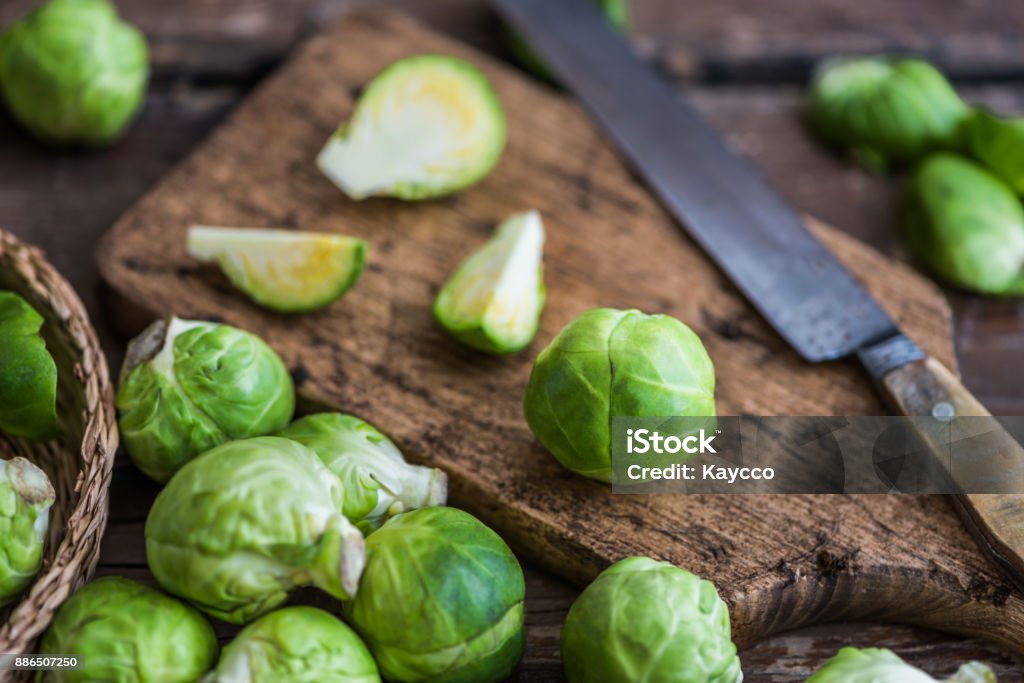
561,557,741,683
203,606,380,683
343,506,525,683
903,153,1024,295
806,647,995,683
145,436,365,624
0,457,53,607
524,308,715,482
38,576,218,683
0,291,58,441
808,56,967,170
278,413,447,533
965,108,1024,195
117,316,295,483
0,0,148,145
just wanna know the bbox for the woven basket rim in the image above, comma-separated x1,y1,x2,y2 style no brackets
0,228,118,655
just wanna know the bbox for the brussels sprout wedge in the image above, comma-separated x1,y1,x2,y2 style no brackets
0,457,54,607
318,55,506,200
204,606,380,683
434,210,546,354
279,413,447,533
966,108,1024,196
186,226,367,313
0,291,59,441
38,577,218,683
807,647,996,682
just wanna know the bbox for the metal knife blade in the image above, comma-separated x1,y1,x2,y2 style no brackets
491,0,901,363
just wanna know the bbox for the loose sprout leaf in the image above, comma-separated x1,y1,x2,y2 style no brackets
187,226,367,313
434,210,546,354
0,291,59,441
317,54,506,200
808,647,953,682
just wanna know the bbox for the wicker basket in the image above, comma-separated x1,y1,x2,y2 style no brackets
0,229,117,663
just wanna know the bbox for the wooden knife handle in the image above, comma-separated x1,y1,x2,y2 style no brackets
872,353,1024,589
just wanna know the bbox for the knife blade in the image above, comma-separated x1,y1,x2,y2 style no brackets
491,0,1024,589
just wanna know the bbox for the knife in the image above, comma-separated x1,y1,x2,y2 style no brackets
491,0,1024,588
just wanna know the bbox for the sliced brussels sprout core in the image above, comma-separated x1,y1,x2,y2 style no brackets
186,226,367,313
0,291,59,441
146,436,365,624
203,606,381,683
806,647,996,682
279,413,447,532
434,210,546,354
117,316,295,483
0,457,54,607
317,54,507,200
39,577,218,683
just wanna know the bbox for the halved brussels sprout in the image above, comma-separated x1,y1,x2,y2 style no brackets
145,436,365,624
278,412,447,533
903,153,1024,295
561,557,742,683
117,316,295,483
343,506,525,683
318,55,506,200
0,457,53,607
38,576,218,683
806,647,995,682
0,0,148,146
0,291,58,441
186,226,368,313
808,56,967,170
203,606,380,683
965,108,1024,195
524,308,715,482
434,210,546,354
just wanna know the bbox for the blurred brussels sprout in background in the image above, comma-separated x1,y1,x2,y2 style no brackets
434,210,546,354
561,557,741,683
507,0,631,82
203,606,380,683
0,291,58,441
524,308,715,482
146,436,365,624
38,576,218,683
903,153,1024,295
318,55,506,200
0,0,148,146
965,108,1024,195
279,413,447,533
807,56,967,170
117,317,294,483
344,506,525,683
806,647,995,682
0,457,53,607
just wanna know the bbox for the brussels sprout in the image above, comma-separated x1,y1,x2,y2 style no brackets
278,413,447,533
117,316,295,483
524,308,715,482
562,557,740,683
507,0,631,82
0,0,148,146
806,647,996,682
903,153,1024,295
434,210,546,354
343,506,525,683
0,457,53,607
0,291,58,441
145,436,365,624
965,108,1024,195
318,55,506,200
203,606,380,683
38,576,218,683
808,56,967,170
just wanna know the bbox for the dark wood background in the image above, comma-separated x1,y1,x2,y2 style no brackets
2,0,1023,679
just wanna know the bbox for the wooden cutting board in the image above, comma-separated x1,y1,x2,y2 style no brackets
97,9,1024,650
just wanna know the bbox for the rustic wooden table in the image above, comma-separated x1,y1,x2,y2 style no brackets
3,1,1024,679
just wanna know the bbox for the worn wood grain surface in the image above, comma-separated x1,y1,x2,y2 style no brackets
3,0,1024,678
